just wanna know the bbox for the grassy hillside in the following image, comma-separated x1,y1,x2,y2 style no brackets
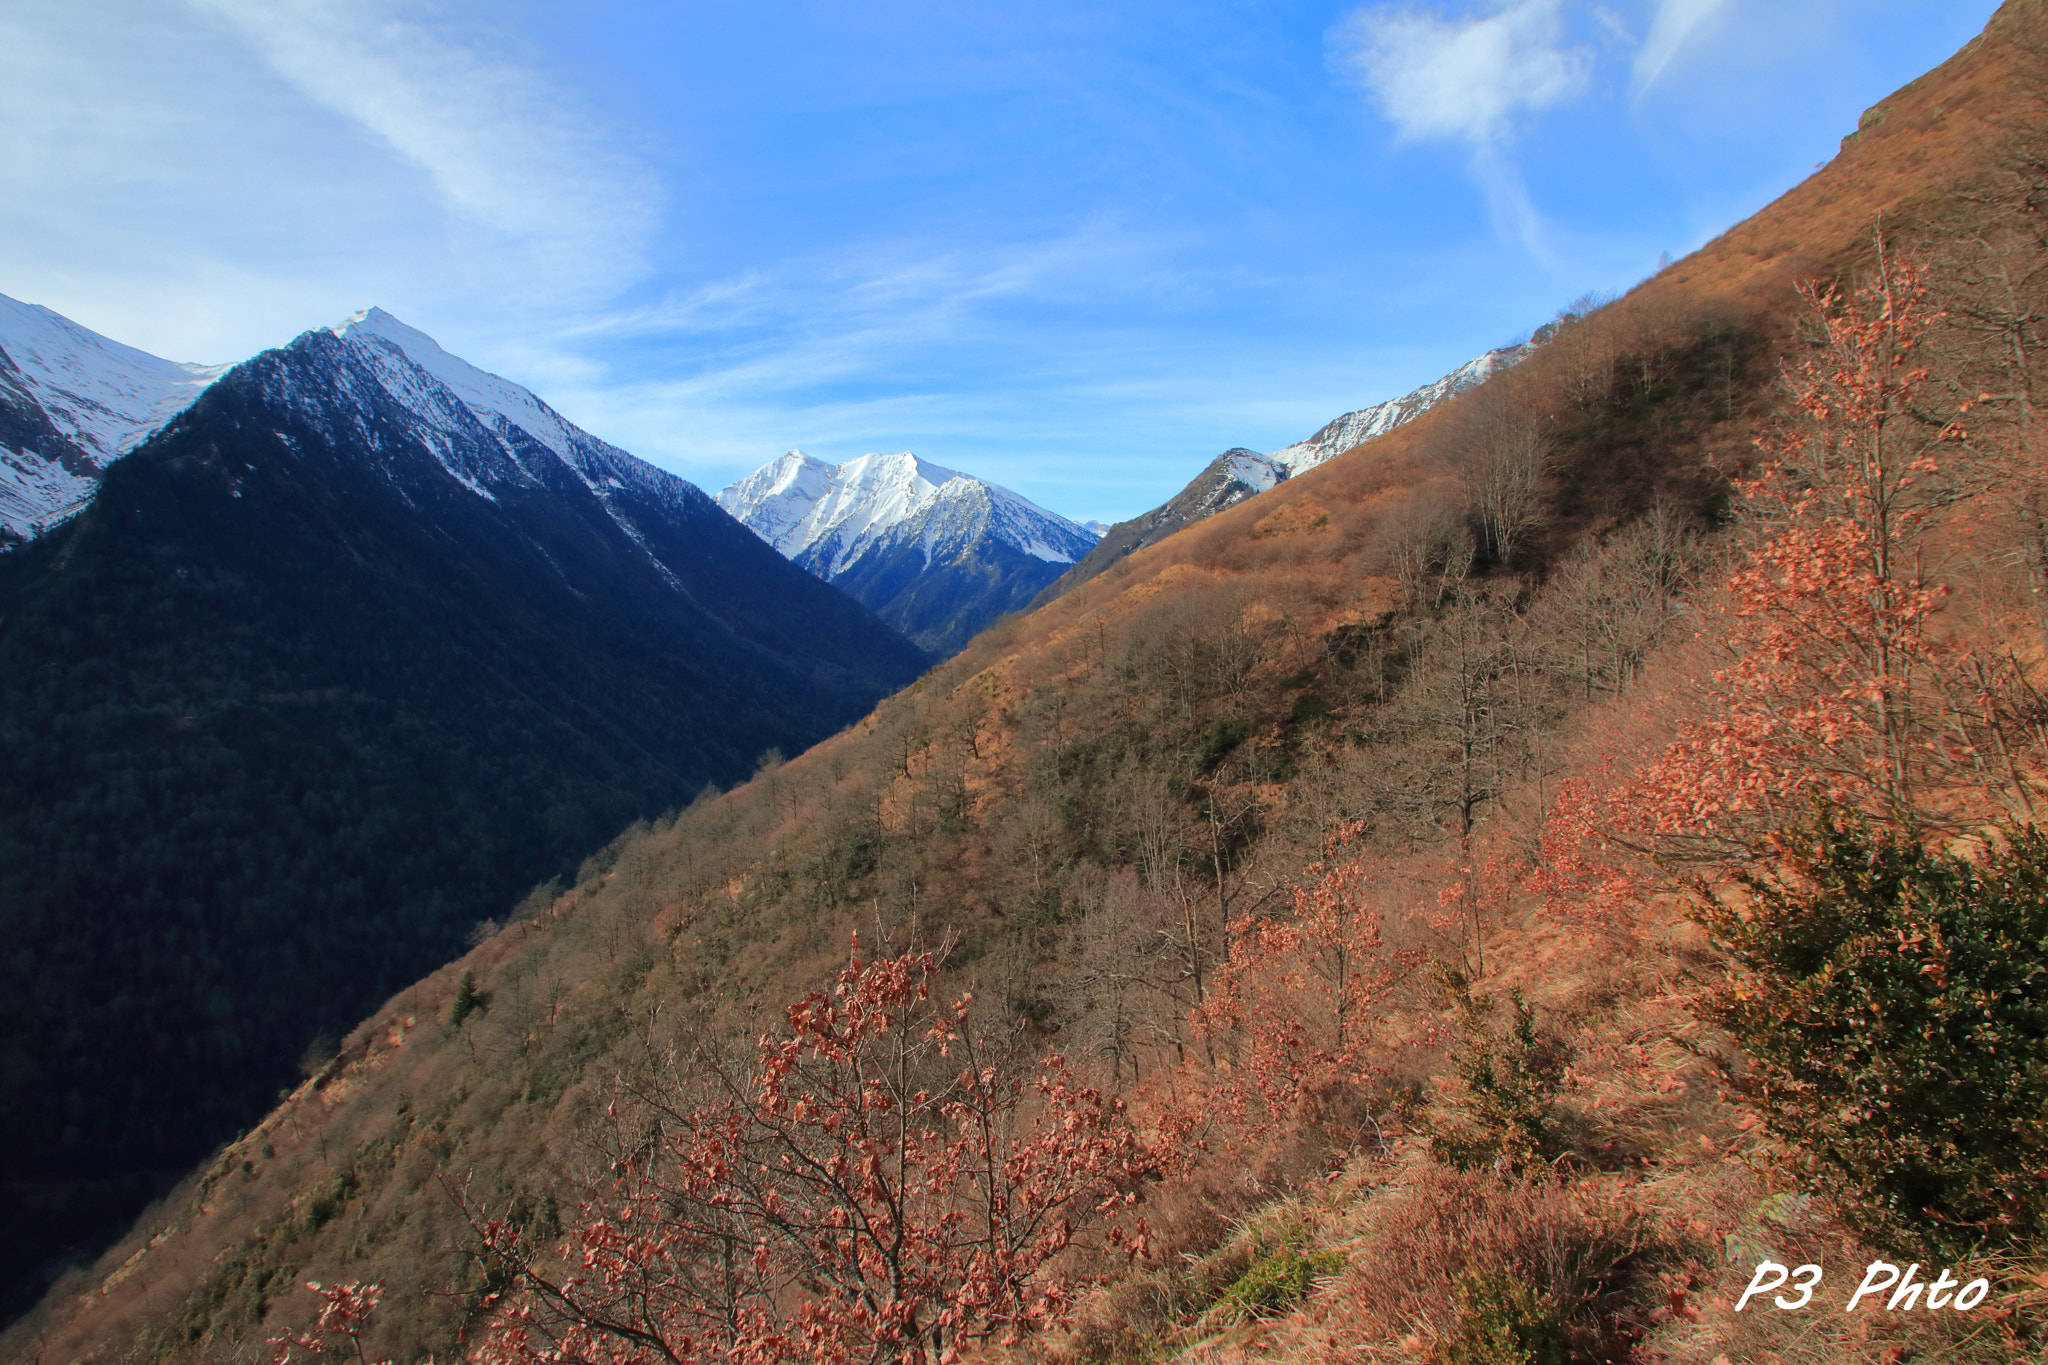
13,3,2048,1362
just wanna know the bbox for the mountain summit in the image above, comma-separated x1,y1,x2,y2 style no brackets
719,450,1099,656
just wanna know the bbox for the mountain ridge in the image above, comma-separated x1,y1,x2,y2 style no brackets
1033,342,1529,606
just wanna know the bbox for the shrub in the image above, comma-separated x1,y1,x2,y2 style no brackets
1438,1267,1566,1365
449,971,488,1027
1698,815,2048,1259
1209,1239,1345,1323
1428,977,1570,1176
467,942,1158,1365
1199,720,1251,771
1320,1165,1659,1362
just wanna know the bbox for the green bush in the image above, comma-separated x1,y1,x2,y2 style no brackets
1210,1240,1345,1322
1699,816,2048,1259
1199,720,1251,771
1439,1268,1566,1365
1429,979,1570,1176
450,971,489,1027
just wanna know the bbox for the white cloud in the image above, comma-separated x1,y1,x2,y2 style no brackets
1332,0,1591,259
1632,0,1730,91
190,0,656,302
0,0,654,363
1335,0,1593,146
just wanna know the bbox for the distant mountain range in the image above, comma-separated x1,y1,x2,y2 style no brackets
717,346,1531,654
0,297,925,1321
719,450,1100,657
1038,344,1529,603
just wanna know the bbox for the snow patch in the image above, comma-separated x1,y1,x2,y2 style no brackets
0,444,97,541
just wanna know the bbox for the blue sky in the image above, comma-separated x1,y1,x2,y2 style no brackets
0,0,2005,523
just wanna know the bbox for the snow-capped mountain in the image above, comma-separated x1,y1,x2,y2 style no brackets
1195,345,1529,506
318,307,727,557
719,450,1100,657
1038,343,1529,604
0,291,226,542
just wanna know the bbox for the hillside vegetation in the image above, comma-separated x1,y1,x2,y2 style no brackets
14,3,2048,1363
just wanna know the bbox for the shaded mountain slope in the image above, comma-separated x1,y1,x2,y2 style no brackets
12,3,2048,1360
0,322,925,1325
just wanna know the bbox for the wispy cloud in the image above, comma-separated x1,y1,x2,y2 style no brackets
1632,0,1730,92
1336,0,1591,145
191,0,656,303
0,0,656,365
542,226,1171,468
1332,0,1591,257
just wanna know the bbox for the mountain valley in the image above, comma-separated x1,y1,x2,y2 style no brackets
10,4,2048,1364
0,306,925,1324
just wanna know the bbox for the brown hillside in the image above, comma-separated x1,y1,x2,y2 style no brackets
12,3,2048,1363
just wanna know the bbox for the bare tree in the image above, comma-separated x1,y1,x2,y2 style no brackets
1455,385,1555,566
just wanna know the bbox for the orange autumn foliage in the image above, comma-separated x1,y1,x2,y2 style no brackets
1179,824,1423,1148
1537,243,2048,922
462,942,1157,1365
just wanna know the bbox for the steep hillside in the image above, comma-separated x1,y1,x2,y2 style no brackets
13,3,2048,1363
720,450,1100,656
0,314,925,1327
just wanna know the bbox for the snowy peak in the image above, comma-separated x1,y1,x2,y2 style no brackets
0,292,226,541
1189,345,1532,517
314,306,711,529
719,449,1103,655
331,307,582,466
795,452,974,575
718,450,1097,578
715,450,839,556
0,293,225,463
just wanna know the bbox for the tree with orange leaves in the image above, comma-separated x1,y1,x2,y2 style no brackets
460,941,1155,1365
271,1281,393,1365
1536,237,2046,921
1190,823,1421,1145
